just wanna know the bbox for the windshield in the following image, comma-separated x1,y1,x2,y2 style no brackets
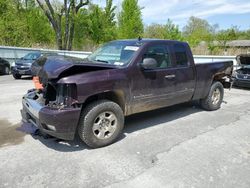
23,52,41,60
87,41,143,66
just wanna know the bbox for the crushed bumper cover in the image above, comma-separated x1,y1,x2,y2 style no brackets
21,91,81,140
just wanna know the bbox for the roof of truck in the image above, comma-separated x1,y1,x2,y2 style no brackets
117,38,183,42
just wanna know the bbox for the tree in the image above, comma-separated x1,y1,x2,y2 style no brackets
26,7,55,46
164,19,182,40
183,16,214,47
118,0,143,39
24,0,36,9
144,23,166,39
88,4,104,44
87,0,117,45
144,19,182,40
217,27,238,51
0,0,29,46
103,0,117,42
89,0,117,44
36,0,89,50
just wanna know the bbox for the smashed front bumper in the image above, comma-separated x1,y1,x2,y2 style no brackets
21,91,81,140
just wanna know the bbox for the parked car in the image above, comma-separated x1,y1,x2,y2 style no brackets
0,58,11,75
233,54,250,88
12,52,58,79
21,39,233,148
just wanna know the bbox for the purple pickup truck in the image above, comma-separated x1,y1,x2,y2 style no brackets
21,39,233,148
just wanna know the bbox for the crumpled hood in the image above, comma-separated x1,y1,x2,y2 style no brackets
237,54,250,65
38,56,116,85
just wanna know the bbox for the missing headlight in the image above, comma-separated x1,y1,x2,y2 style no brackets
55,84,77,108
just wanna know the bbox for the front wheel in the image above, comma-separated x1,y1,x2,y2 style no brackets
200,81,224,111
13,73,21,79
78,100,124,148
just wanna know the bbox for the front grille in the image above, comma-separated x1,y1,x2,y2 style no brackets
17,67,30,70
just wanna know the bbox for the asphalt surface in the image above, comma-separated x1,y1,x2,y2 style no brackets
0,75,250,188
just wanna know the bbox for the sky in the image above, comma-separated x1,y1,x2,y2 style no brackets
92,0,250,30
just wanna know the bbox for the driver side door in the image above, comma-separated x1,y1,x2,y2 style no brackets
130,43,177,114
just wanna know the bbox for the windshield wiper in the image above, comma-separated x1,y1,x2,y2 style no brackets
96,59,109,64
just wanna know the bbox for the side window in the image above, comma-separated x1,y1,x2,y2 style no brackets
174,44,188,67
143,45,172,69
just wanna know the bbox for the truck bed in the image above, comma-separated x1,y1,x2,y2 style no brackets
192,61,233,100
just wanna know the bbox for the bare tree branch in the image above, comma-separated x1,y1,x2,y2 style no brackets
44,0,56,20
36,0,57,30
76,0,89,13
37,0,89,50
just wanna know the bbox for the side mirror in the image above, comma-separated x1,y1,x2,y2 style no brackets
141,58,157,70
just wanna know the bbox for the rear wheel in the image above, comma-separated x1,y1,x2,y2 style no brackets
200,81,224,111
78,100,124,148
13,73,21,79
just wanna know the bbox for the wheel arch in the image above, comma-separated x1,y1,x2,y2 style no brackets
82,90,126,114
213,72,231,89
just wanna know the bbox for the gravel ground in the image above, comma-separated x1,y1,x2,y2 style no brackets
0,75,250,188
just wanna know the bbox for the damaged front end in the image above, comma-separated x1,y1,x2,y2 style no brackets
21,74,82,140
21,83,81,140
21,55,116,140
21,81,81,140
44,82,79,109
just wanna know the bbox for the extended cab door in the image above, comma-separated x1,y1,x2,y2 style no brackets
172,43,196,103
130,43,178,114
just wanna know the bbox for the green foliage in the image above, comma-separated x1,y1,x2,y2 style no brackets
118,0,143,39
144,19,182,40
0,0,28,46
1,0,250,52
87,0,117,45
73,8,90,49
217,27,238,49
164,19,182,40
26,8,55,45
0,0,54,47
144,23,166,39
183,16,214,47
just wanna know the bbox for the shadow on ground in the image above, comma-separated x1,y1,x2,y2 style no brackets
0,119,26,148
124,102,202,133
232,85,250,91
20,76,33,80
24,102,202,152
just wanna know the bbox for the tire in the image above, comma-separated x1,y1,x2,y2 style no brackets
200,81,224,111
13,73,21,79
78,100,124,148
4,66,10,75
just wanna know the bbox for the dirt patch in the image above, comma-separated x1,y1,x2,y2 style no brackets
0,119,26,148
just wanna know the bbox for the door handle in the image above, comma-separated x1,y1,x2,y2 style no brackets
165,74,176,79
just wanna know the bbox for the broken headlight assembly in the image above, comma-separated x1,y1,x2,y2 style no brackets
48,84,78,109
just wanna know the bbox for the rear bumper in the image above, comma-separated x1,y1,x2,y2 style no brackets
233,79,250,88
21,91,81,140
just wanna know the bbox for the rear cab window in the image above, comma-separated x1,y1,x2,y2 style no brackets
173,43,189,67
